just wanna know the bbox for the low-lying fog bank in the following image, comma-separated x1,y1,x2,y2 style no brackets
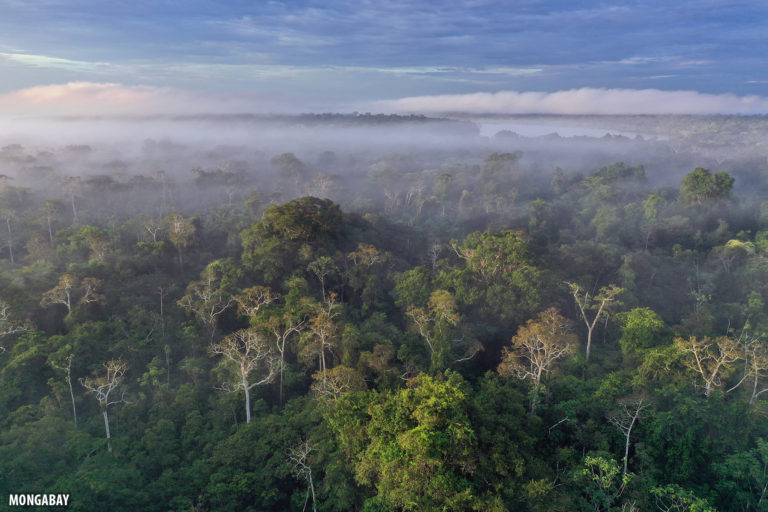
0,113,765,226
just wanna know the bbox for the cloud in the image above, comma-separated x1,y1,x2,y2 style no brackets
0,82,166,114
375,88,768,115
5,83,768,118
0,82,290,116
0,52,112,72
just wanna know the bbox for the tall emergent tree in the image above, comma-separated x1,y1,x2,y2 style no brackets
210,328,278,423
301,294,340,387
607,395,650,477
0,299,32,351
288,440,318,512
675,335,742,397
407,289,461,372
165,211,196,268
265,313,305,406
80,359,129,453
569,283,623,360
178,264,234,342
498,307,576,413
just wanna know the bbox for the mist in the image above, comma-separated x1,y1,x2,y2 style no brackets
378,88,768,116
1,111,767,231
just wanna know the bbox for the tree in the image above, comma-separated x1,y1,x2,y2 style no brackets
0,185,25,264
61,176,81,221
80,277,106,305
569,283,624,360
641,193,666,249
498,307,576,413
311,365,366,401
142,217,163,243
743,339,768,404
288,440,318,512
40,274,105,314
80,359,128,453
78,226,113,262
674,335,742,397
713,438,768,511
165,211,196,268
304,170,336,198
272,152,307,191
40,274,77,313
348,372,480,511
265,313,305,405
679,167,734,205
39,199,63,247
407,290,462,372
210,328,277,423
240,197,344,284
234,285,275,319
650,485,715,512
177,264,234,342
249,196,342,244
450,230,531,284
301,294,340,386
0,206,16,264
429,172,453,217
0,299,32,351
607,395,650,477
576,455,629,512
443,230,545,325
615,307,669,361
49,352,77,426
308,256,338,299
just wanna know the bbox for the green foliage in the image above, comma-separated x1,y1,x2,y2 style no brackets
650,484,715,512
575,455,628,511
3,150,768,511
592,162,645,182
241,197,344,286
338,372,482,511
679,167,735,205
440,230,547,325
616,307,670,360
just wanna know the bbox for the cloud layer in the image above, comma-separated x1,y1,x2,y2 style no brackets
0,82,292,116
4,83,768,117
377,88,768,115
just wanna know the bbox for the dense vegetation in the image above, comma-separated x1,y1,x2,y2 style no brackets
2,126,768,511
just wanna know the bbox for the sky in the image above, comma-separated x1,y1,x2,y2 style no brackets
0,0,767,115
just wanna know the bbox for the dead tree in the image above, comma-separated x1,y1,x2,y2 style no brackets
143,217,163,243
81,359,128,453
288,440,317,512
608,396,651,476
568,283,623,360
266,314,305,406
210,329,278,423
